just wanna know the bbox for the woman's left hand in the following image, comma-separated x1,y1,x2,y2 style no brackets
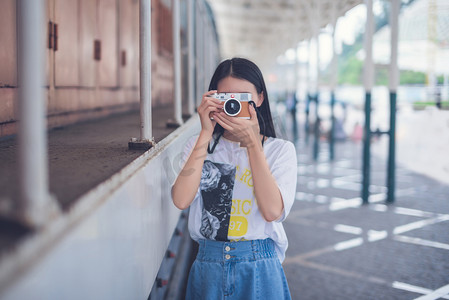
212,104,260,148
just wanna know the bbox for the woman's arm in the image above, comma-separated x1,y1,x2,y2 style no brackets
247,143,284,222
171,131,211,210
171,90,221,210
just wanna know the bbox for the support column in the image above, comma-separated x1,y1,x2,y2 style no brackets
387,0,400,203
167,0,183,128
313,32,320,161
362,0,374,204
202,14,208,92
305,39,311,144
196,2,204,100
187,0,195,116
129,0,155,150
17,0,58,227
329,21,338,161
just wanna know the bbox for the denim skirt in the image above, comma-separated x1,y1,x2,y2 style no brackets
185,238,291,300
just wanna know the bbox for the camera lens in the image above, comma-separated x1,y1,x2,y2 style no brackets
224,99,241,116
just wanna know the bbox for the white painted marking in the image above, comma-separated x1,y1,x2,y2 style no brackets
335,160,352,168
371,204,388,212
330,197,347,203
317,164,330,174
316,179,329,188
367,230,388,242
334,224,363,235
394,235,449,251
414,283,449,300
392,282,435,297
369,193,387,203
329,197,362,211
394,207,436,218
334,238,364,251
295,191,307,201
393,215,449,235
315,195,328,204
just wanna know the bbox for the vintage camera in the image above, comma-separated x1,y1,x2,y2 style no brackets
213,93,252,119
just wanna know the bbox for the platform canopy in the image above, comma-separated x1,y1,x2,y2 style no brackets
206,0,362,70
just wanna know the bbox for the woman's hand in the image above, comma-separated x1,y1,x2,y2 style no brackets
197,90,222,136
212,104,260,148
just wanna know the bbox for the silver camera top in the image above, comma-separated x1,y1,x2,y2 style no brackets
212,93,252,117
212,92,252,102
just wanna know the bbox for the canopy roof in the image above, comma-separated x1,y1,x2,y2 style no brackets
206,0,362,69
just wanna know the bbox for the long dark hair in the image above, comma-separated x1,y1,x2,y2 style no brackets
207,58,276,153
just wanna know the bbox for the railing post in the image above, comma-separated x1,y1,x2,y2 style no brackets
167,0,183,128
387,0,400,203
129,0,155,150
187,0,195,116
362,92,372,204
17,0,58,227
313,94,320,161
329,18,338,161
330,91,336,160
362,0,374,204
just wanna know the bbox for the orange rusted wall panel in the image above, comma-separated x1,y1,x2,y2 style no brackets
98,0,118,88
0,0,17,87
55,0,80,87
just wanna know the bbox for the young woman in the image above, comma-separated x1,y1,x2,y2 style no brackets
171,57,297,299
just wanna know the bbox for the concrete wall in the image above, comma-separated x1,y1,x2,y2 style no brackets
1,116,200,299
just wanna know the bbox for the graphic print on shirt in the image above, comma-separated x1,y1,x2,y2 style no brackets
228,165,253,239
199,160,236,241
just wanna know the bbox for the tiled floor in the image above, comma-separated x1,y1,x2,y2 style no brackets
283,138,449,300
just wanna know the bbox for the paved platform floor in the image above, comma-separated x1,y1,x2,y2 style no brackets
283,137,449,300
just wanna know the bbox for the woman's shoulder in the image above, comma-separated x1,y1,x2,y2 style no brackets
265,137,295,152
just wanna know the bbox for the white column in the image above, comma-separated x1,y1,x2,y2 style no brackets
330,22,338,92
316,32,320,94
202,14,208,92
187,0,195,115
389,0,399,91
171,0,183,126
139,0,152,140
195,1,203,104
202,19,210,91
364,0,374,91
129,0,154,149
17,0,57,226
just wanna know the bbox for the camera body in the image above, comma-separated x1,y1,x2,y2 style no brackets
213,92,252,119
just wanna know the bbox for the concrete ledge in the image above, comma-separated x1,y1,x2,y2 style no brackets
0,115,200,299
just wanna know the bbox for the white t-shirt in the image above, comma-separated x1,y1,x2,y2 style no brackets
181,135,297,262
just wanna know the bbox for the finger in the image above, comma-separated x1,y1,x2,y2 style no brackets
203,90,218,101
213,113,234,131
249,104,257,120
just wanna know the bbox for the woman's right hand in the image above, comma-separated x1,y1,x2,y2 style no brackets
197,90,222,136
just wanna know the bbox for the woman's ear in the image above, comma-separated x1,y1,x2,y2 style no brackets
257,91,264,107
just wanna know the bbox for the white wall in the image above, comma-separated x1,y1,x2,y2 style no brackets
1,116,200,300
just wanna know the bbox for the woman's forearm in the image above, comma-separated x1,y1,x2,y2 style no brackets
247,143,284,222
171,131,211,210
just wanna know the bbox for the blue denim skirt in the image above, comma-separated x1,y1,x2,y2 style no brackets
185,238,291,300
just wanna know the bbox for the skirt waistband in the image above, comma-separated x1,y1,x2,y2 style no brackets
196,239,277,262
